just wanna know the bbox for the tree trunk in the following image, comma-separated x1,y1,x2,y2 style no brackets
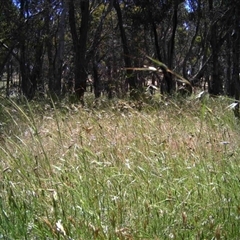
209,31,222,95
208,0,222,95
6,59,11,97
182,6,200,79
68,0,90,102
113,0,137,98
93,59,101,98
152,21,161,61
226,34,234,96
168,2,178,69
46,0,66,96
55,0,66,95
232,7,240,117
85,1,113,98
19,0,33,99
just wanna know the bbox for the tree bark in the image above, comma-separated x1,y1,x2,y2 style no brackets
168,2,178,69
225,34,234,96
113,0,137,98
208,0,222,95
232,7,240,117
152,21,161,61
92,60,101,98
182,4,200,80
46,0,67,96
55,0,66,95
85,1,113,98
68,0,90,102
19,0,36,99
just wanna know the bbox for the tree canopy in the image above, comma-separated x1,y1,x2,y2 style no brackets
0,0,239,104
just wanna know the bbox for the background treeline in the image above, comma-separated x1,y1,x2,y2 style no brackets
0,0,239,102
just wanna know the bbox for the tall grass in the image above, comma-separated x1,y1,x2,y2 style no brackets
1,96,240,239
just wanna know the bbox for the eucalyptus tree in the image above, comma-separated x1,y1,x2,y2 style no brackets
222,1,240,100
0,0,23,97
222,12,239,98
45,0,67,96
177,0,213,89
86,1,113,98
177,0,240,97
0,0,18,75
180,0,202,80
68,0,112,101
123,0,185,94
68,0,90,101
13,0,48,99
204,0,238,95
113,0,140,98
0,0,69,99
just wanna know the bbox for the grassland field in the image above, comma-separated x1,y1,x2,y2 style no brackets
0,94,240,239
